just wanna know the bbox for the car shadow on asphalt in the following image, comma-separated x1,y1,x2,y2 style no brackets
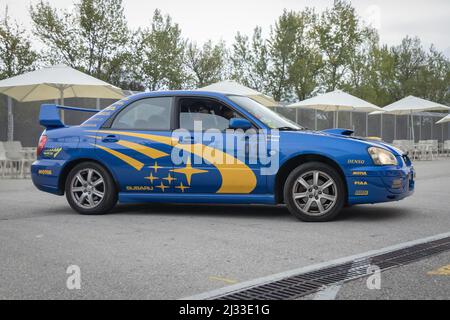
108,202,410,222
111,203,293,220
338,205,410,222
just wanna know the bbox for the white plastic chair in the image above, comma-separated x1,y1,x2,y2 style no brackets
443,140,450,157
0,142,9,178
3,141,29,178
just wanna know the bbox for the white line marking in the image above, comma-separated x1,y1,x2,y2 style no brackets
181,231,450,300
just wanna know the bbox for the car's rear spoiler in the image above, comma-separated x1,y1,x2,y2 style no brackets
39,104,99,129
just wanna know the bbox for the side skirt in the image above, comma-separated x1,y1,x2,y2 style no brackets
119,193,276,205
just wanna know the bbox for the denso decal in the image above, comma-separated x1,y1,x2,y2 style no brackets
347,159,365,165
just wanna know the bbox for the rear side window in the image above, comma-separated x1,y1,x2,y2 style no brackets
111,97,173,130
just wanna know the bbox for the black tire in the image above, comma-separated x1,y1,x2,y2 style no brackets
283,162,346,222
65,161,117,215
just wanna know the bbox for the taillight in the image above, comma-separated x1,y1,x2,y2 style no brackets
37,135,48,157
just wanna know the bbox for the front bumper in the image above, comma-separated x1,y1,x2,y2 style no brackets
31,159,66,195
347,159,415,205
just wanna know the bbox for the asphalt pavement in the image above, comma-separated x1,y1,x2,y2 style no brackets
0,159,449,299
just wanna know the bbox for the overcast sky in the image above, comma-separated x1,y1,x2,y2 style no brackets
2,0,449,56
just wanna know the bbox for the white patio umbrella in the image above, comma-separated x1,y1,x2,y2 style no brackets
288,89,383,128
436,114,450,124
0,64,124,140
199,80,280,107
371,96,450,141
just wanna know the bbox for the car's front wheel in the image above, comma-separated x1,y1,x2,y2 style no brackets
65,162,117,215
284,162,346,222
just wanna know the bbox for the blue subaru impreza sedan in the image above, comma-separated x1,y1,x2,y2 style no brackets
31,91,414,221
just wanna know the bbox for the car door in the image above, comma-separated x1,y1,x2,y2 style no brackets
173,96,267,195
94,97,175,194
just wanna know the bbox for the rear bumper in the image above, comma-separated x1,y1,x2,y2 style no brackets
347,163,415,205
31,159,66,195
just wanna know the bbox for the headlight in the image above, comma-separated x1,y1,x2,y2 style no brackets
368,147,398,165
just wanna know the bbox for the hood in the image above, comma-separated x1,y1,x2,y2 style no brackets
318,128,404,156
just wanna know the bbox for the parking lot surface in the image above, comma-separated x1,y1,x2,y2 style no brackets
0,159,449,299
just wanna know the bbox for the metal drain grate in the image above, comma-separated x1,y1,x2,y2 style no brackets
213,236,450,300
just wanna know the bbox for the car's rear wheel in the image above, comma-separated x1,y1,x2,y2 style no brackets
65,162,117,215
284,162,345,222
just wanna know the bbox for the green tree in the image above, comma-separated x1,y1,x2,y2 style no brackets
0,7,38,79
391,36,427,99
185,40,227,87
77,0,129,78
134,9,186,91
287,9,323,101
30,0,131,87
314,0,365,91
415,46,450,104
231,27,270,93
267,10,299,101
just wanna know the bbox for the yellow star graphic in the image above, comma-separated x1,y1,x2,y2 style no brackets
150,161,161,173
155,182,169,192
171,158,208,185
163,173,176,184
144,172,159,184
175,182,189,193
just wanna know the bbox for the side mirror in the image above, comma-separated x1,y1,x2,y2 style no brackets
229,118,252,130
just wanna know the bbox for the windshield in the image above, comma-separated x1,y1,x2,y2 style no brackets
228,95,304,130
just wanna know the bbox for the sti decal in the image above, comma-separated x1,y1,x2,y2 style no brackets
42,147,62,158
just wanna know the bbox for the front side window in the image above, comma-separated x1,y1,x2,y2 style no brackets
179,98,244,131
228,95,303,130
111,97,173,130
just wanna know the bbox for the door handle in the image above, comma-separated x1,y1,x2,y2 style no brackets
179,136,194,143
102,135,119,143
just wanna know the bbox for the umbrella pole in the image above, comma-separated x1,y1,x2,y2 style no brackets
7,96,13,141
419,116,422,140
394,115,397,140
60,88,65,123
336,108,339,128
314,109,317,130
350,110,353,131
365,113,368,137
406,115,409,140
411,111,415,142
380,113,383,140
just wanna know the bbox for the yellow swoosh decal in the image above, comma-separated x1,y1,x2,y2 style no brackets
116,140,169,159
93,130,257,194
93,143,144,171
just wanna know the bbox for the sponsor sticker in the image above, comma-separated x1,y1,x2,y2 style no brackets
126,186,154,191
348,159,365,165
42,147,62,158
38,169,52,175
